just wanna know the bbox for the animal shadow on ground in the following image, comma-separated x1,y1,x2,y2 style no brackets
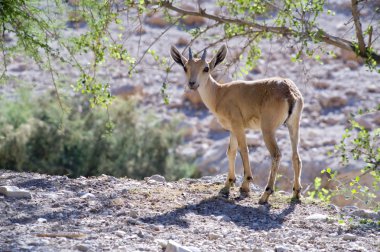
140,194,298,231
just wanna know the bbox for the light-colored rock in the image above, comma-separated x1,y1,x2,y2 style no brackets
148,174,166,183
115,230,126,238
165,240,193,252
367,85,379,93
305,213,328,222
0,186,32,198
342,233,357,241
76,244,90,252
208,232,222,240
214,215,231,222
80,193,96,199
156,239,168,249
187,247,201,252
37,218,47,223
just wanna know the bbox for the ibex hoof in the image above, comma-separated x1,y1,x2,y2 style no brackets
219,187,230,198
239,185,250,193
258,191,271,205
225,178,236,187
292,187,302,201
258,198,268,205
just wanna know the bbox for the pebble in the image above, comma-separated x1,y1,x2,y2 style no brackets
147,174,166,183
252,249,265,252
343,234,357,241
129,210,139,218
155,239,168,249
80,193,96,199
305,213,328,222
115,230,126,238
0,186,32,198
76,244,91,252
208,233,222,240
37,218,47,223
165,240,193,252
213,215,231,222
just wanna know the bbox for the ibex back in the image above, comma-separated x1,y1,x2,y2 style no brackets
170,45,304,204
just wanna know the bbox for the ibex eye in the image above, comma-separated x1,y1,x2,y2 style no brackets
184,66,187,72
203,67,209,72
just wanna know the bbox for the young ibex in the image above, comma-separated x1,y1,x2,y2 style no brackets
170,45,304,204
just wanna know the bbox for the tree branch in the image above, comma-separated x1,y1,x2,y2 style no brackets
351,0,366,55
156,0,380,65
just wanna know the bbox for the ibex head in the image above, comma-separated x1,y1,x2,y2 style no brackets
170,45,227,90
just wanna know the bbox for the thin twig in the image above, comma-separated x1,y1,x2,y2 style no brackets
128,15,182,75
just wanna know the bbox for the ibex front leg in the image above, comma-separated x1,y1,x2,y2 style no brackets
234,128,253,193
225,133,237,189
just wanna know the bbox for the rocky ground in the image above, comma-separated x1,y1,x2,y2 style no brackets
1,1,379,204
1,170,379,252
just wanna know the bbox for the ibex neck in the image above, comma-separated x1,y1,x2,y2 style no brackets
197,76,220,113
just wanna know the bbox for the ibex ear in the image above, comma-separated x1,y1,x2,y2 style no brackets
209,45,227,70
170,45,187,67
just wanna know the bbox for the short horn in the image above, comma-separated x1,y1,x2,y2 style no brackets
189,47,193,60
201,49,207,61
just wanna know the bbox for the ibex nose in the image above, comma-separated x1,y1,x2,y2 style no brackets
189,81,196,86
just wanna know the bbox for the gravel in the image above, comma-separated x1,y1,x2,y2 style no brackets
0,170,379,251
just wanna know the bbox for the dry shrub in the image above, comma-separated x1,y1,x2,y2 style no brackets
176,37,189,47
144,14,169,28
181,15,206,27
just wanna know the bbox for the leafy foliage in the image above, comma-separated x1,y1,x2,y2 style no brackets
0,90,197,180
1,0,379,104
308,109,380,210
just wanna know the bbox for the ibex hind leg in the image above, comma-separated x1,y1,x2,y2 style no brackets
259,130,281,205
287,100,303,200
